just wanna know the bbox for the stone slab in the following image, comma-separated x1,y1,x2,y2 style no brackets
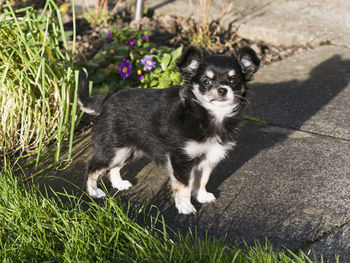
246,45,350,140
33,121,350,256
233,0,350,47
146,0,350,47
308,224,350,263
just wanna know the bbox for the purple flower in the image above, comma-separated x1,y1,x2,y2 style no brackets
118,59,132,78
141,35,149,40
139,24,144,29
125,39,136,46
140,56,156,70
137,69,144,80
105,30,112,45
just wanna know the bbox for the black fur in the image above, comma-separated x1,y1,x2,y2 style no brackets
79,46,260,214
78,69,110,115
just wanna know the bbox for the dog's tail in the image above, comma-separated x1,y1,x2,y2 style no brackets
78,68,107,116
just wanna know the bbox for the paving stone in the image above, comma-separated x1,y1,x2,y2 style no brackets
308,224,350,263
233,0,350,47
246,45,350,140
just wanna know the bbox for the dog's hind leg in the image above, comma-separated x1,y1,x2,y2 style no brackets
109,167,132,191
86,155,108,198
165,155,196,214
108,147,133,191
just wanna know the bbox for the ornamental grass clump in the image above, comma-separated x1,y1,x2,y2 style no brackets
0,0,78,162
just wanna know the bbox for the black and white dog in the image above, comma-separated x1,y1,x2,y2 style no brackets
78,46,260,214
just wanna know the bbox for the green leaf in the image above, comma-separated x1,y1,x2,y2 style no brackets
160,54,171,71
154,68,162,74
170,47,183,64
142,42,150,48
150,80,159,87
158,79,171,88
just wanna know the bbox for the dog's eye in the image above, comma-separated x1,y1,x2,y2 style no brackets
229,78,236,84
203,79,212,86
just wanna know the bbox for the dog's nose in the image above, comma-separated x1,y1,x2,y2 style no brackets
217,88,227,96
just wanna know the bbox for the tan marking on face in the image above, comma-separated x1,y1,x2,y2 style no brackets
228,70,235,77
206,70,214,79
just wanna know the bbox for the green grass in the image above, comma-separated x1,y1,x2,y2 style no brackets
0,163,334,262
0,0,78,163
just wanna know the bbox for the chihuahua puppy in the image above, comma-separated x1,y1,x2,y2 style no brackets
78,46,260,214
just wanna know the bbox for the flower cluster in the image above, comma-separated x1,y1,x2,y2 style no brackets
87,26,183,93
117,34,155,80
117,55,155,80
98,27,157,83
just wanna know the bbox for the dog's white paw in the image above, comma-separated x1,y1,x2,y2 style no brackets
89,188,106,199
196,190,216,203
112,179,132,191
176,201,197,214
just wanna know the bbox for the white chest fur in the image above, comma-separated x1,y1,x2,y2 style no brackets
204,101,237,124
183,138,235,167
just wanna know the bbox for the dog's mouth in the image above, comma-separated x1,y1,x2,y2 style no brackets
210,97,228,102
209,97,235,107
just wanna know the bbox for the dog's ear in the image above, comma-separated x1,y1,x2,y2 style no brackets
235,46,260,81
177,46,203,80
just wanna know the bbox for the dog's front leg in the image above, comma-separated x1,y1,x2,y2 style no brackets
165,155,196,214
192,160,216,203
